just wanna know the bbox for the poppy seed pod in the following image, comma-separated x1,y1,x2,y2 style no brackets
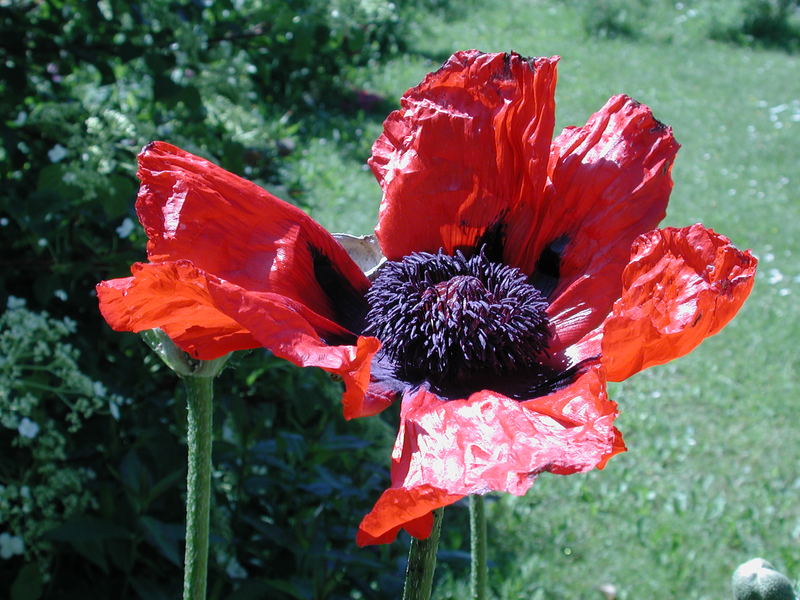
732,558,796,600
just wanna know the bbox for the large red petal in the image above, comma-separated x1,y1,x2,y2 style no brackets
136,142,369,325
370,50,558,260
601,224,757,381
356,364,623,545
207,280,385,420
97,261,262,359
356,486,462,546
519,96,680,352
97,261,383,418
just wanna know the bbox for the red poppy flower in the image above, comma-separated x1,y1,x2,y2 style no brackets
97,50,757,547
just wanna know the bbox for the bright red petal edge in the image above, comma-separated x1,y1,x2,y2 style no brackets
357,363,624,545
601,224,758,381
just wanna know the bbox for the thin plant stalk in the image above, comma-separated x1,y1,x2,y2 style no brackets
138,330,227,599
402,508,444,600
470,495,488,600
182,375,214,600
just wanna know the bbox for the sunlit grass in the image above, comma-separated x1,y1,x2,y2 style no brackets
298,1,799,597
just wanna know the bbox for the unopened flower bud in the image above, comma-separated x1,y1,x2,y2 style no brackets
732,558,796,600
140,329,229,378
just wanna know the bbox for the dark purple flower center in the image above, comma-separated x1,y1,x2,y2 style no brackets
365,249,550,385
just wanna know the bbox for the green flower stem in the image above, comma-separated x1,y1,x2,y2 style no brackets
182,375,214,600
402,508,444,600
137,330,228,600
469,495,488,600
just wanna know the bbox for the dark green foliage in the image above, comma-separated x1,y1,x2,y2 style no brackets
0,0,413,325
570,0,800,50
0,301,128,596
209,352,404,600
1,313,408,599
709,0,800,51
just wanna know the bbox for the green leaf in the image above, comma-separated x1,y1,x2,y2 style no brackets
42,516,131,574
177,84,204,117
101,174,136,219
319,432,371,452
139,516,183,566
143,467,184,506
129,577,175,600
43,516,130,542
226,581,273,600
71,539,110,573
120,449,152,498
259,579,312,600
35,164,81,202
11,563,43,600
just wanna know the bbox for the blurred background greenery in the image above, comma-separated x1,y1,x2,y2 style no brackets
1,0,798,599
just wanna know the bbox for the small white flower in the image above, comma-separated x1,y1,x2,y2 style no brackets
17,418,40,439
6,296,25,310
0,533,25,559
116,217,135,239
767,269,784,285
225,556,248,579
222,424,236,443
48,144,68,163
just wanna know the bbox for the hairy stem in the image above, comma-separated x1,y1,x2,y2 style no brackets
182,376,214,600
402,509,444,600
470,495,488,600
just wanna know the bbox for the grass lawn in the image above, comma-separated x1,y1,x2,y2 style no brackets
297,1,800,598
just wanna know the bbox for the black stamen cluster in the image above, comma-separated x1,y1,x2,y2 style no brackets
365,248,551,384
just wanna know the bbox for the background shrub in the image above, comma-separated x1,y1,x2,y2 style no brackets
0,297,408,599
709,0,800,50
569,0,800,49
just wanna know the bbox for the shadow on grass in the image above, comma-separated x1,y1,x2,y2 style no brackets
710,0,800,53
291,87,398,168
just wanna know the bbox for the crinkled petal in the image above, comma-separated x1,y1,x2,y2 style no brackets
601,224,757,381
207,279,384,419
519,96,680,352
97,260,382,419
356,486,461,546
356,364,623,545
136,142,369,329
370,50,558,260
97,262,261,359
